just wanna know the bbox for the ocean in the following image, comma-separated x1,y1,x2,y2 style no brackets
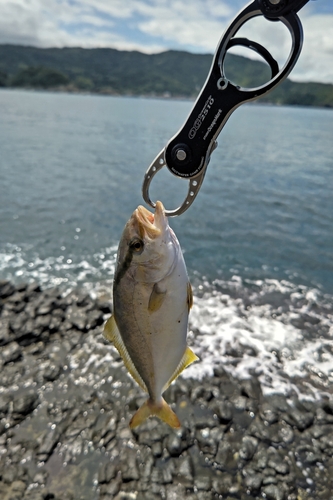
1,88,332,401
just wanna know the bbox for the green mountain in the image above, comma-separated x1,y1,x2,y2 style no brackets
0,44,332,108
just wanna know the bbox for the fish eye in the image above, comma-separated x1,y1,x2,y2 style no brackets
130,239,144,253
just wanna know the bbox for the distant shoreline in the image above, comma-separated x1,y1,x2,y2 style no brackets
1,86,332,110
1,44,332,108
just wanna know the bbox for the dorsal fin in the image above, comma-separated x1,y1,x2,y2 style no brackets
104,315,148,393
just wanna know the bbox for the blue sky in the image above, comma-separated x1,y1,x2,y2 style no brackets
0,0,332,83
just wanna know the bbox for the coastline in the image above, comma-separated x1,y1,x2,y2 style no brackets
1,86,333,110
1,281,333,500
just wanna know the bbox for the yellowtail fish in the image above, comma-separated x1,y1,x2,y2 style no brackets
104,201,198,428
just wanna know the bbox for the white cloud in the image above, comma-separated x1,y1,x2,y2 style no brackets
137,0,233,52
291,14,333,83
0,0,331,83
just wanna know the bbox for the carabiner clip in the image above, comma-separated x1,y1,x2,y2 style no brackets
142,0,309,217
142,141,217,217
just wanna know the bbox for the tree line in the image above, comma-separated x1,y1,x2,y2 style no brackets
0,45,332,107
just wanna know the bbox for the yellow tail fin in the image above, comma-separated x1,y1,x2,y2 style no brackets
129,398,181,429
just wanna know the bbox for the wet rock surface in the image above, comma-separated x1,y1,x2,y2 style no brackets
0,281,333,499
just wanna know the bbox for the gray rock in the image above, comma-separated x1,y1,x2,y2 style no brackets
254,446,268,469
98,462,118,483
177,455,194,486
267,455,290,475
0,317,11,345
1,342,22,364
25,282,42,295
283,407,314,431
0,479,27,500
37,424,64,460
239,435,258,461
260,403,279,425
215,440,231,468
160,460,174,484
166,432,182,457
212,472,234,496
243,469,263,493
214,400,233,424
120,448,140,481
2,464,27,484
165,483,187,500
151,441,162,457
262,484,287,500
32,470,49,485
320,432,333,453
66,306,87,331
13,391,39,416
0,281,16,299
85,309,104,330
42,363,61,382
194,474,212,491
304,450,322,464
240,378,262,400
278,424,294,444
99,474,121,498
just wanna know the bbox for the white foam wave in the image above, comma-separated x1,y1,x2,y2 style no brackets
184,281,333,400
0,244,118,292
1,244,333,400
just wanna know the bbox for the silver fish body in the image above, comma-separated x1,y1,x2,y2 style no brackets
104,201,197,428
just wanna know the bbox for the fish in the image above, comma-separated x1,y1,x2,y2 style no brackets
103,200,198,428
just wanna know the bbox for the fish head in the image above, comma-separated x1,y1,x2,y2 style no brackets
116,201,177,282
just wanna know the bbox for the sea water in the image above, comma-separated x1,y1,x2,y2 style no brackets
0,89,332,399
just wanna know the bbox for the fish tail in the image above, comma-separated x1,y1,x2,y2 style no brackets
129,398,181,429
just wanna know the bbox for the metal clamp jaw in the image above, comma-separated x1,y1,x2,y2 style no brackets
142,0,309,216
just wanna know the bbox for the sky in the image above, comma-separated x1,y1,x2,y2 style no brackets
0,0,332,84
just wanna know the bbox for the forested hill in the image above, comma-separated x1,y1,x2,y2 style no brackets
0,44,332,108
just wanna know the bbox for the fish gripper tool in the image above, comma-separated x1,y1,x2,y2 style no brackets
142,0,312,216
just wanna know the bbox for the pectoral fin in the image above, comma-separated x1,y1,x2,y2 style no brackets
148,283,166,313
103,315,148,393
163,346,199,392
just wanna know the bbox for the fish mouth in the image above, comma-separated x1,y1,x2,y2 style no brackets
135,201,167,239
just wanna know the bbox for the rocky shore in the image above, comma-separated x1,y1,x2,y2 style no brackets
1,280,333,500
